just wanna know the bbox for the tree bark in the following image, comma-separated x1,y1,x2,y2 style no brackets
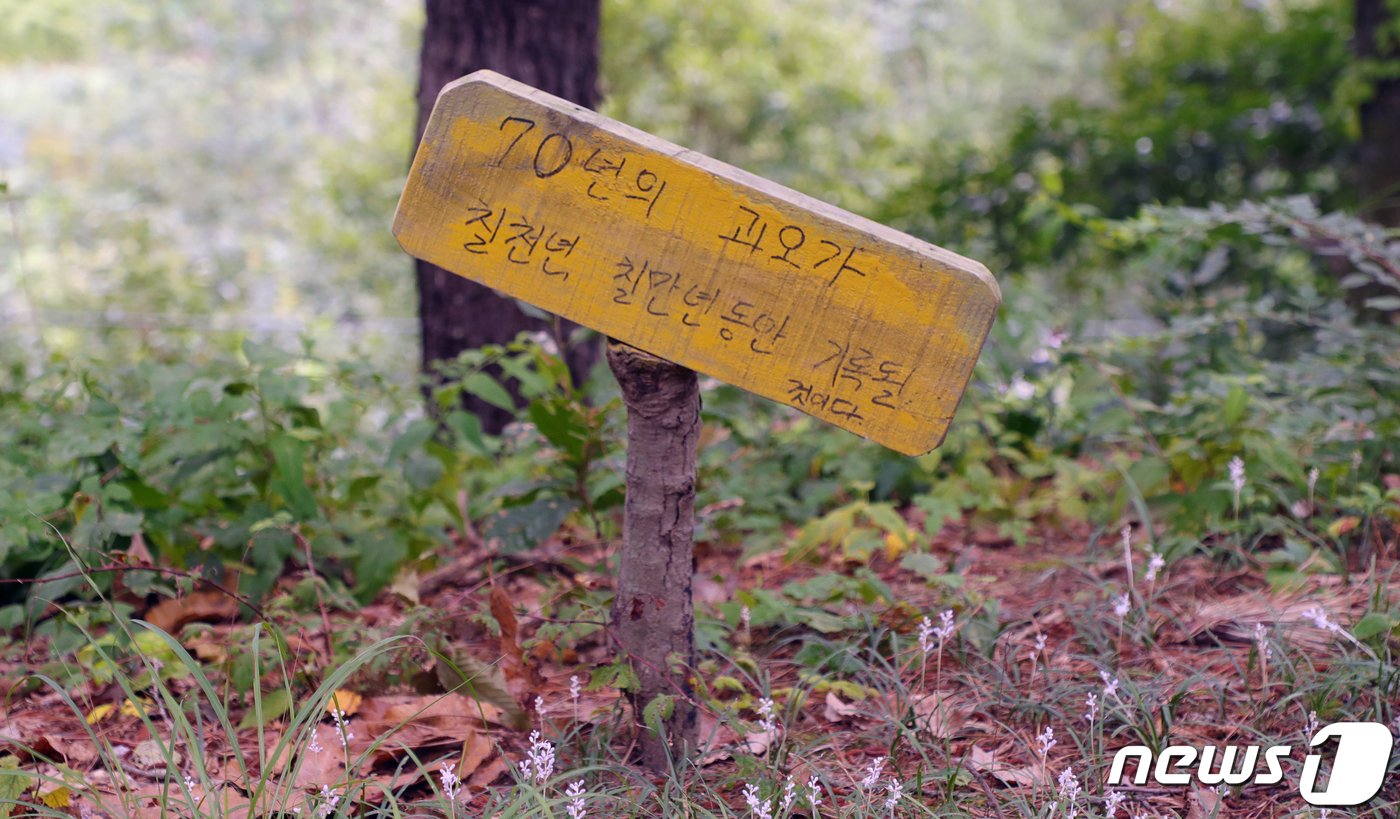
415,0,602,433
1356,0,1400,227
606,340,700,770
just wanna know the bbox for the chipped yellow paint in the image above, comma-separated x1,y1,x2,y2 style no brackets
394,70,999,455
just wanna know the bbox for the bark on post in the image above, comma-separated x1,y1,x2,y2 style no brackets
606,339,700,770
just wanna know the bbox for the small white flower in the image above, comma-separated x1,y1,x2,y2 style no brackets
1084,692,1099,723
1253,623,1272,661
1306,710,1320,738
535,695,546,716
1036,725,1056,757
934,609,956,642
807,775,822,811
1006,373,1036,400
517,730,555,784
183,775,197,792
569,675,581,703
565,779,587,819
307,730,324,755
1113,593,1131,619
1030,632,1047,662
756,697,777,736
741,606,751,632
779,776,796,814
1057,767,1082,819
330,709,354,749
440,761,463,803
917,616,935,655
1302,606,1338,633
1144,553,1165,583
1308,466,1320,501
1229,456,1246,509
884,778,903,811
316,785,340,819
526,330,560,356
1030,329,1067,363
1104,788,1126,817
1291,499,1312,518
742,783,772,819
860,756,885,790
1099,671,1120,700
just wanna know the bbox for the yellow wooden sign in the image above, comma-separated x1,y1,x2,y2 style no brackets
394,71,999,455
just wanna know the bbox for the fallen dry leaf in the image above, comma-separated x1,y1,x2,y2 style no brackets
913,691,969,739
324,689,363,718
29,734,96,768
37,782,70,809
490,582,544,699
283,723,351,790
466,755,508,787
965,744,1040,788
695,714,741,766
357,693,502,735
1186,783,1226,819
743,727,776,756
143,590,239,635
84,704,114,725
184,634,228,664
490,584,523,665
823,691,859,723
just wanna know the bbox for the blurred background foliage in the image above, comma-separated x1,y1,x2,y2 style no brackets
1,0,1397,620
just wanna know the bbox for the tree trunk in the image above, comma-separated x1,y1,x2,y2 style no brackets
606,340,700,770
1356,0,1400,227
415,0,602,433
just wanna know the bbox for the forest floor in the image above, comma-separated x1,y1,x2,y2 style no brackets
1,514,1395,818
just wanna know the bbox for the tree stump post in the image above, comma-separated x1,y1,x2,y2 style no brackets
606,339,700,770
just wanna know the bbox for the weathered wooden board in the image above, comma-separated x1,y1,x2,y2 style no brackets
394,70,999,455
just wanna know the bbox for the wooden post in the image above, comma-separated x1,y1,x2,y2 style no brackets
606,340,700,770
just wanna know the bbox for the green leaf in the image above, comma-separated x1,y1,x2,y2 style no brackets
642,694,676,736
388,419,436,462
346,475,381,505
1127,456,1170,497
863,502,911,537
1351,612,1396,640
353,530,408,602
402,452,444,490
238,688,293,728
244,528,295,603
528,397,589,461
445,410,489,455
461,372,515,413
0,754,32,819
268,434,317,519
899,552,964,588
588,658,639,692
481,495,577,553
1222,385,1248,427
